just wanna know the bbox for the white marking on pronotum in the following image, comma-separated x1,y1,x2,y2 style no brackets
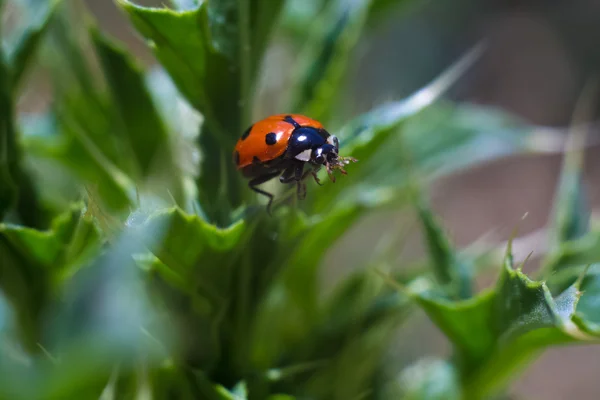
297,135,307,142
327,135,336,145
295,149,312,161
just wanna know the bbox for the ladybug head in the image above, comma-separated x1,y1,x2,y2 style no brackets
312,135,339,165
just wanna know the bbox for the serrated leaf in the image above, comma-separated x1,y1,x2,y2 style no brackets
405,243,600,399
289,0,372,121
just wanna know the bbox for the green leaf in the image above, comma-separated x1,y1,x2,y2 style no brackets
134,207,246,369
545,232,600,272
289,0,372,121
415,195,472,299
308,43,487,212
91,30,171,177
0,50,17,220
251,206,363,368
22,5,139,212
5,0,62,92
293,271,410,399
118,0,283,137
366,0,415,26
0,203,101,351
406,242,599,399
91,29,186,204
21,112,138,212
541,118,590,286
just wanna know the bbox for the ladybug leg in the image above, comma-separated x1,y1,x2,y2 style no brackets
325,162,336,183
297,181,307,200
310,169,323,186
249,171,280,215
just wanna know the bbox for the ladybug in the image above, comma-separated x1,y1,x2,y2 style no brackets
233,114,356,213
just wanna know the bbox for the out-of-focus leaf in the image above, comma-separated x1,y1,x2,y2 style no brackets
366,0,415,26
541,113,590,288
546,232,600,272
21,112,137,212
309,43,486,212
0,203,101,351
0,50,17,220
397,358,461,400
39,218,172,400
134,207,246,370
405,242,600,399
289,0,372,121
21,5,139,213
91,30,171,177
251,205,363,368
4,0,62,91
416,196,472,299
290,271,410,399
91,29,185,204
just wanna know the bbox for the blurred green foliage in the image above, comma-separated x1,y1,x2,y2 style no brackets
1,0,600,399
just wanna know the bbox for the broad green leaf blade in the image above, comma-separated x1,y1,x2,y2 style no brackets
289,0,372,121
416,196,472,299
5,0,62,92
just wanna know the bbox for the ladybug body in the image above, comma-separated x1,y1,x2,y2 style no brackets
233,114,354,212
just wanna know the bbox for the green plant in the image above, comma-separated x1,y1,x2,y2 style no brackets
1,0,599,399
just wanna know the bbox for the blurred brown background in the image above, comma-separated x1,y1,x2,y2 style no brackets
84,0,600,398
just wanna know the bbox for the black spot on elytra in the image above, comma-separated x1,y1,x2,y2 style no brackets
284,115,300,128
265,132,277,145
233,151,240,165
241,125,252,140
252,156,261,164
